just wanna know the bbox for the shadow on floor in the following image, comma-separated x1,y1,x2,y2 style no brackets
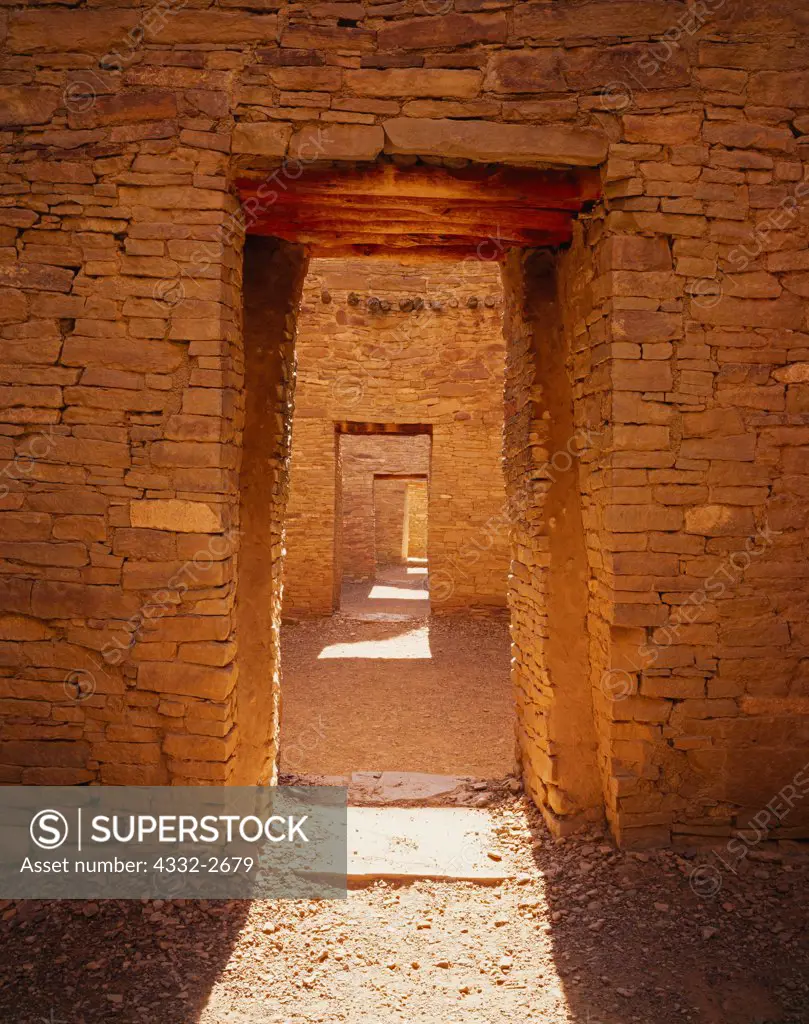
3,806,805,1024
0,897,250,1024
523,809,808,1024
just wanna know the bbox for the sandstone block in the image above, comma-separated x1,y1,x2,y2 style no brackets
612,360,673,392
45,436,130,469
147,12,277,44
685,505,755,536
611,310,681,343
61,338,184,374
281,24,375,52
383,118,608,166
101,764,169,785
179,641,237,666
113,528,176,561
378,12,506,50
680,435,756,461
703,121,794,151
783,274,809,299
72,92,177,129
0,512,51,541
692,294,803,329
146,616,231,643
163,729,237,762
232,121,292,157
484,51,565,94
515,1,682,39
0,263,74,293
31,581,141,620
288,124,384,161
773,363,809,384
130,499,224,534
347,69,482,100
624,114,701,145
602,236,672,273
138,661,237,700
564,43,689,90
0,614,53,641
604,505,683,532
123,558,229,591
52,515,106,543
613,425,670,451
118,186,229,211
0,86,60,127
0,740,89,768
151,442,234,470
607,271,680,299
270,67,343,91
682,408,745,436
8,11,137,51
92,742,162,765
28,489,107,515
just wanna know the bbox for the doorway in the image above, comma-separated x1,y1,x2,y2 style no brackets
237,160,605,835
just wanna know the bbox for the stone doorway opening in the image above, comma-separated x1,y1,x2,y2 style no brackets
278,255,514,783
239,159,605,837
333,424,432,620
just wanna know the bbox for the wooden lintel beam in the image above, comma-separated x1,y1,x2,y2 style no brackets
308,244,514,263
248,218,569,246
246,205,573,232
236,162,601,206
240,190,588,214
252,226,569,248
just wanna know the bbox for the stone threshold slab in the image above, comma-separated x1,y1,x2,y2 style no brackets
347,807,514,882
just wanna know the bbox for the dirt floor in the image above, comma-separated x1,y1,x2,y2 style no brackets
339,563,431,619
1,793,807,1024
279,591,514,778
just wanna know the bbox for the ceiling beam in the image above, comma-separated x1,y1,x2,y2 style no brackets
236,162,601,205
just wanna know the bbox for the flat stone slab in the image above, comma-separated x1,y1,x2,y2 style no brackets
349,771,470,805
347,807,514,882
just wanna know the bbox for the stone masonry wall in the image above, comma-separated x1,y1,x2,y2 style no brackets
405,480,428,562
337,433,429,582
373,477,408,566
0,0,808,845
283,257,508,617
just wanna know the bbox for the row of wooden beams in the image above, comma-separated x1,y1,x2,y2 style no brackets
251,226,570,248
236,162,601,206
244,200,575,230
337,421,432,435
241,188,589,215
308,245,506,262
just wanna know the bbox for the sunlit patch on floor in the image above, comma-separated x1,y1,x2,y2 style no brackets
318,626,432,660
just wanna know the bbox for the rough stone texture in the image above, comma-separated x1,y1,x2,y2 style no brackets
383,118,608,167
0,0,807,848
284,259,509,617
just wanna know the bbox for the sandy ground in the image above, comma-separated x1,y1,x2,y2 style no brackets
1,796,807,1024
279,607,514,778
339,563,431,619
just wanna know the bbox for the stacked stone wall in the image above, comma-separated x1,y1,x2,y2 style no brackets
405,481,429,562
373,477,408,567
336,433,429,582
283,257,509,617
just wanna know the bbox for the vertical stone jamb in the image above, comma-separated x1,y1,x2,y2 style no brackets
502,247,603,833
234,236,308,785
